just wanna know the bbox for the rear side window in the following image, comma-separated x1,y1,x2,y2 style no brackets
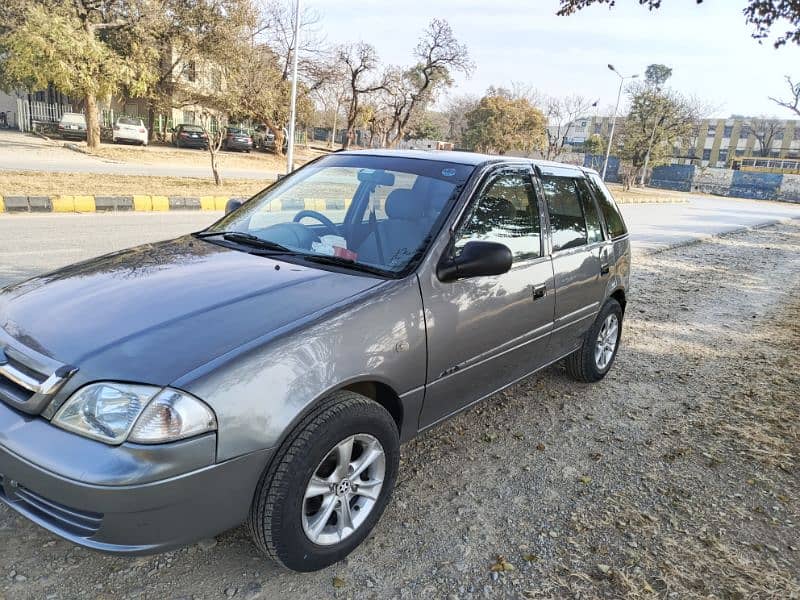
587,173,627,239
541,176,586,252
576,179,604,244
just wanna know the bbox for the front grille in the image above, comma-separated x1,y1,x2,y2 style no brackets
0,474,103,537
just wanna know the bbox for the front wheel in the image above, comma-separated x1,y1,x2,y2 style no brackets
565,298,623,383
248,391,400,572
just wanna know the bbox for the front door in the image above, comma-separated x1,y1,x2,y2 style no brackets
419,167,555,429
538,173,611,357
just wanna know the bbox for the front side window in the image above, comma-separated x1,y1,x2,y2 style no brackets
541,176,587,252
204,155,473,275
455,172,541,261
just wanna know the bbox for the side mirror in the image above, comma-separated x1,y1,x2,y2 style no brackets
437,241,513,282
225,199,243,214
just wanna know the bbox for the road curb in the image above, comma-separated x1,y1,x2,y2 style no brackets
0,195,352,213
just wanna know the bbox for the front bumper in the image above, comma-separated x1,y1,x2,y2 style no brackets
0,404,272,554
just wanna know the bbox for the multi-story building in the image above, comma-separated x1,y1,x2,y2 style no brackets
570,115,800,168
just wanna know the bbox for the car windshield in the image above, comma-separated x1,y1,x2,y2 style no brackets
119,117,143,126
203,154,474,275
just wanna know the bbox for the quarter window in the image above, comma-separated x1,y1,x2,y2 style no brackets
455,172,541,261
541,177,587,252
576,180,604,244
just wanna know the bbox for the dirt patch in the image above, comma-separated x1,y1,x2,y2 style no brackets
0,222,798,599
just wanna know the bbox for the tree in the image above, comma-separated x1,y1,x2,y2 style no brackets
141,0,258,140
0,1,154,148
770,75,800,117
620,83,706,183
583,133,606,155
748,117,786,157
645,64,673,88
336,42,385,150
542,94,595,160
444,94,479,147
383,19,474,146
463,93,546,155
556,0,800,47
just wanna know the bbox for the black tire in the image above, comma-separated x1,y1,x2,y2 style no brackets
248,391,400,572
565,298,623,383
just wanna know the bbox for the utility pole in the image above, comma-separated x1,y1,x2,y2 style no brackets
286,0,301,174
602,64,638,181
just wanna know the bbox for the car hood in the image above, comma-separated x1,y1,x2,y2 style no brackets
0,237,382,385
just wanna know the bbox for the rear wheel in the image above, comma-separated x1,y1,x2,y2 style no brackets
565,298,623,383
248,391,400,572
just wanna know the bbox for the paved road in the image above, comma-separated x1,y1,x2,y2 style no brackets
0,129,279,179
1,196,798,288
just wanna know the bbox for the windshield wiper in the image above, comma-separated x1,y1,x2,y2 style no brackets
194,231,294,253
300,254,390,277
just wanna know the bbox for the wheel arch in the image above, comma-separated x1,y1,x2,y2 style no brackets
609,287,627,314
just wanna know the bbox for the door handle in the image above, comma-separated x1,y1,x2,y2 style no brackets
532,284,546,300
600,264,610,275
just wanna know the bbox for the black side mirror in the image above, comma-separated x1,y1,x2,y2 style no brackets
437,241,513,282
225,199,243,214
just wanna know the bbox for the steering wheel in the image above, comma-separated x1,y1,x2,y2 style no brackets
292,210,340,237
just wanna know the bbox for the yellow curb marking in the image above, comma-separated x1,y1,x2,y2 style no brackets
133,195,152,211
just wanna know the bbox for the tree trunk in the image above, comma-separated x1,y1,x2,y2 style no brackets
146,104,156,142
85,93,101,149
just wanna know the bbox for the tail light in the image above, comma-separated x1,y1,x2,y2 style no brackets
138,128,146,133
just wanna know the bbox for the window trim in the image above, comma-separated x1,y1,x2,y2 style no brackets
449,165,545,265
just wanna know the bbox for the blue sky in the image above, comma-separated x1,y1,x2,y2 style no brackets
304,0,800,118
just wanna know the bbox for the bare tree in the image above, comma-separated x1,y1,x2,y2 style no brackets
384,19,474,146
769,75,800,118
748,117,786,157
336,42,385,150
542,95,595,160
198,111,226,185
444,94,479,147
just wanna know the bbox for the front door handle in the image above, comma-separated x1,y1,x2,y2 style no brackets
532,284,546,300
600,264,610,275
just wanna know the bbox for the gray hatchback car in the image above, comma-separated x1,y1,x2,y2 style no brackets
0,150,630,571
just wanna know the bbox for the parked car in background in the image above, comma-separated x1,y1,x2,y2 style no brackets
112,117,148,146
0,150,630,573
222,127,253,152
172,124,208,149
57,113,87,141
254,124,288,154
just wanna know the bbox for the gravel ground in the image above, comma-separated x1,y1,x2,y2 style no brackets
1,221,799,600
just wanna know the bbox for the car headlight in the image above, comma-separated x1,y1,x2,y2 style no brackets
52,382,217,445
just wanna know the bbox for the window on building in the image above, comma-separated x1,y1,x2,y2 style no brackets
723,126,733,138
735,148,746,157
702,149,712,161
740,125,751,138
456,172,541,261
706,124,717,136
774,131,784,140
718,149,728,164
182,61,197,82
594,124,601,134
794,128,800,141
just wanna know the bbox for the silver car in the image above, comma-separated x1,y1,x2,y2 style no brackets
0,150,630,572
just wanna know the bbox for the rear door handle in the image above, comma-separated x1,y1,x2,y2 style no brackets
600,264,610,275
532,284,546,300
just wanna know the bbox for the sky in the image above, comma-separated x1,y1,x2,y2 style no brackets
303,0,800,119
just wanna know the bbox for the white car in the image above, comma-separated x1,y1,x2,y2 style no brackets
112,117,149,146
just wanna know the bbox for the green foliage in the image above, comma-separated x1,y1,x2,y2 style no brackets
463,94,546,154
645,64,673,88
0,4,152,99
583,133,606,155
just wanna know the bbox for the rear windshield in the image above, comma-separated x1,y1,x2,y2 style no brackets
227,128,248,134
60,114,85,124
181,125,203,132
118,117,143,126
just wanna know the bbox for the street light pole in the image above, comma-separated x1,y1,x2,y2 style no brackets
601,64,638,181
286,0,301,174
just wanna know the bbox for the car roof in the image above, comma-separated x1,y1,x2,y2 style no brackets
336,148,587,175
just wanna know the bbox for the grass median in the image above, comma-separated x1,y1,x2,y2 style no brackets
0,170,271,198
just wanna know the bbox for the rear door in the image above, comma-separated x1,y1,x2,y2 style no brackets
538,169,611,358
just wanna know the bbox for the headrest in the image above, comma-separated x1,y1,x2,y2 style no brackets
385,189,425,220
477,196,517,223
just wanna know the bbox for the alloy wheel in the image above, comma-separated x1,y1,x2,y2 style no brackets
301,434,386,546
594,313,619,370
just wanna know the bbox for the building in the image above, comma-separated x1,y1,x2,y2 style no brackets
580,115,800,168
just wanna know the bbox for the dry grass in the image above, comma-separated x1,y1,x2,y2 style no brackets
608,183,692,204
0,170,269,197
